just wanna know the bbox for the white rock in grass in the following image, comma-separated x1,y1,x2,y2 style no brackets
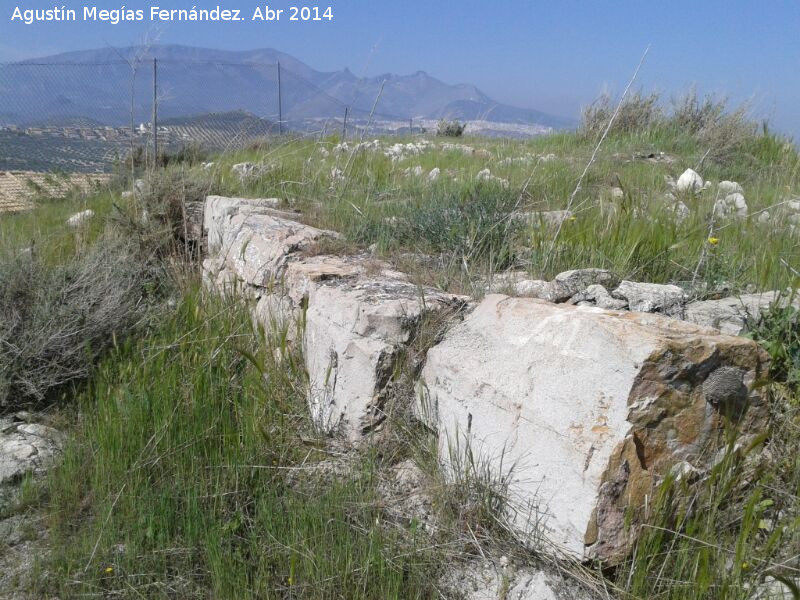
610,187,625,200
669,199,690,223
714,192,749,219
676,168,704,193
231,162,262,181
1,421,64,484
418,295,769,563
476,168,510,188
718,180,744,195
66,209,94,228
427,167,440,182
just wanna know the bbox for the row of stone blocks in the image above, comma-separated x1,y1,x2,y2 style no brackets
202,196,769,564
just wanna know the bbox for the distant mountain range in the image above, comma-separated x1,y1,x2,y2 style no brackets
0,45,575,133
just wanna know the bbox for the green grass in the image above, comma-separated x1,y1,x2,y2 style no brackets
35,288,440,599
0,188,118,264
175,126,799,296
3,116,800,598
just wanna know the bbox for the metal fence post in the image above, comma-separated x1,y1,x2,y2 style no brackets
342,106,348,140
152,58,158,169
277,61,283,135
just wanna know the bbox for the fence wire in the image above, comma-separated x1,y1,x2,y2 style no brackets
0,59,416,173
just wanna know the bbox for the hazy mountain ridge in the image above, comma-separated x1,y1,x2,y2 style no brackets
2,44,575,130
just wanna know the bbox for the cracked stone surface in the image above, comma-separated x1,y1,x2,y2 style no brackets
1,419,64,484
418,295,769,563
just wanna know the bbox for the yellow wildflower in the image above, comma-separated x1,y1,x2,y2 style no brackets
105,567,113,574
707,237,720,245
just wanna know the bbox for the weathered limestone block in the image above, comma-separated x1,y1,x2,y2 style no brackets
611,280,687,317
684,292,798,336
204,195,289,254
418,295,769,563
211,212,337,288
550,268,619,302
253,253,399,333
305,276,466,440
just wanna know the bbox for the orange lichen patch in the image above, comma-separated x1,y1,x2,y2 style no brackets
585,333,770,564
0,171,110,213
585,436,654,561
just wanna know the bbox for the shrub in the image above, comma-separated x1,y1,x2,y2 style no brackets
437,118,466,137
394,187,521,269
671,89,758,163
125,169,214,258
0,233,165,409
157,142,210,168
580,91,663,138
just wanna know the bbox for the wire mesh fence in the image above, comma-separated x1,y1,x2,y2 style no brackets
0,59,417,173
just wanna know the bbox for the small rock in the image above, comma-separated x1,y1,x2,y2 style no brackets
611,280,686,317
1,422,64,484
714,193,749,219
66,209,94,228
550,268,620,302
427,167,440,182
718,181,744,195
330,167,345,184
670,200,690,222
476,168,509,187
610,187,625,200
232,162,271,181
676,168,704,193
571,284,629,310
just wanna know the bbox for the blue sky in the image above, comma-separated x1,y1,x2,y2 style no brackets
2,0,799,137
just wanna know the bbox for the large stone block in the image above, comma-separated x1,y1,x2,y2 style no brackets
205,209,337,289
204,195,283,254
418,295,769,563
305,275,466,440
